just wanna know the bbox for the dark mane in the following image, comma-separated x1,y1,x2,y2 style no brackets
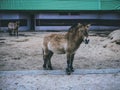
68,23,78,32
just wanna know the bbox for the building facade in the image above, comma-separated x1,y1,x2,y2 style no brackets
0,0,120,31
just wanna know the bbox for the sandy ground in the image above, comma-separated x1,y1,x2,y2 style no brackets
0,73,120,90
0,30,120,71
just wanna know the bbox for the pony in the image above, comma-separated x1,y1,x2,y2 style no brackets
8,21,20,36
42,23,91,75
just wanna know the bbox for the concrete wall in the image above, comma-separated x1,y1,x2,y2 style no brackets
35,13,120,31
0,12,120,31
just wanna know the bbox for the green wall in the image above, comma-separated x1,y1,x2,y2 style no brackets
101,0,120,10
0,0,120,10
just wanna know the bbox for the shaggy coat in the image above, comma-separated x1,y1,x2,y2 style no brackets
8,21,20,36
42,23,90,75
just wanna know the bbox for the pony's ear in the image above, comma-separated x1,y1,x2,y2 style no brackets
87,24,91,27
78,23,82,26
86,24,91,29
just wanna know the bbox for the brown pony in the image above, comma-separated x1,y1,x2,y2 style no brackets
8,21,20,36
42,23,91,75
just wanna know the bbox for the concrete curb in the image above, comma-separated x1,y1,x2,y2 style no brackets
0,69,120,76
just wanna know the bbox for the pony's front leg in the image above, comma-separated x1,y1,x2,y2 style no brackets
66,53,72,75
8,29,12,36
70,54,75,72
13,30,16,36
16,30,18,37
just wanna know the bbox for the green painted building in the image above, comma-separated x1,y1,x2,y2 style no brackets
0,0,120,31
0,0,120,10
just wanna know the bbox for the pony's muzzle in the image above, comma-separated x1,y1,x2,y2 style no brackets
84,38,90,44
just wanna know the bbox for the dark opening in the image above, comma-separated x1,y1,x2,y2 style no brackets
0,19,27,27
30,15,35,31
36,19,120,26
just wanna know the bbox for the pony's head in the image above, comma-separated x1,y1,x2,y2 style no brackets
77,23,91,44
68,23,91,44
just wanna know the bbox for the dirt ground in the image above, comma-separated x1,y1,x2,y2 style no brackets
0,73,120,90
0,30,120,71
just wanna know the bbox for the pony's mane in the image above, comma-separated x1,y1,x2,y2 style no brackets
68,23,78,31
66,23,80,39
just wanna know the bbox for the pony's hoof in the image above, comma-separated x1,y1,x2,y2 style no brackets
66,72,71,75
43,67,47,70
48,67,53,70
50,68,53,70
43,65,47,70
66,68,71,75
71,68,74,72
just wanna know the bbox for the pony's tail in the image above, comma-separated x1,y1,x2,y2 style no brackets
42,48,44,60
42,48,44,56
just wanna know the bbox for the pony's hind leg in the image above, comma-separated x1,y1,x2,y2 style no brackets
43,48,48,70
43,50,53,70
48,51,53,70
43,54,48,70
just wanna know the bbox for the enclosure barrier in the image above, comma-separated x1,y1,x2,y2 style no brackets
0,69,120,76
